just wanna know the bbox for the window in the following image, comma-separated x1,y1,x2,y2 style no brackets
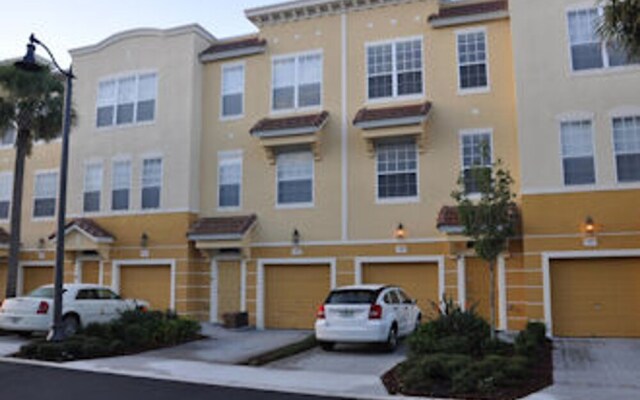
560,120,595,185
367,38,423,100
1,126,16,147
83,163,103,213
112,160,131,211
457,29,488,91
272,53,322,111
96,72,157,127
221,64,244,118
461,132,492,194
613,116,640,182
33,171,57,218
276,151,313,206
0,173,12,220
376,138,418,200
568,8,639,71
218,151,242,209
141,158,162,209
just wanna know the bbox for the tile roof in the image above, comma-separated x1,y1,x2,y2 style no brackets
437,206,461,229
0,227,9,245
250,111,329,136
429,0,508,22
200,37,266,57
188,214,257,239
353,101,432,126
49,218,115,241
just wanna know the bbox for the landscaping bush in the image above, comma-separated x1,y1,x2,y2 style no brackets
16,310,201,362
400,353,472,394
515,321,548,360
451,354,530,395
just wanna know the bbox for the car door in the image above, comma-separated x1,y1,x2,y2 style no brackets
382,289,403,333
96,288,123,323
74,289,100,325
396,289,416,335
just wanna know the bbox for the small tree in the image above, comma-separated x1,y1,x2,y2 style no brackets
0,64,68,298
598,0,640,58
451,153,517,339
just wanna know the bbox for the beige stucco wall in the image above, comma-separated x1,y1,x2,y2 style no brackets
201,0,519,243
511,0,640,193
68,26,212,217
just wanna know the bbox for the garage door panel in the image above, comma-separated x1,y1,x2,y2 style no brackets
552,258,640,337
363,263,439,319
120,265,171,311
23,266,53,295
265,264,330,330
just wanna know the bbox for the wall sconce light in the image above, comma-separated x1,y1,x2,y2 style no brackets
394,223,406,240
37,237,46,260
584,216,595,235
140,232,149,257
291,228,303,255
582,216,597,247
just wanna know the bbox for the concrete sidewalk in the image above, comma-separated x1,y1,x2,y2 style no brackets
0,334,28,356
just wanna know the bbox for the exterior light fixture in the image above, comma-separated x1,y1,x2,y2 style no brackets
16,33,75,342
291,228,302,255
37,238,46,260
584,216,595,234
583,216,597,247
394,223,406,240
140,232,149,257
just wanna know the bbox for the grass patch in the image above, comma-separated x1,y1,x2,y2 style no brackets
240,335,317,366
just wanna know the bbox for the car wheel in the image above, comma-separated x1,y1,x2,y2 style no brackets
320,341,335,351
62,314,80,337
385,325,398,352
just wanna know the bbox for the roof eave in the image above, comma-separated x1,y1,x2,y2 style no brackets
430,10,509,28
355,115,427,130
200,45,267,63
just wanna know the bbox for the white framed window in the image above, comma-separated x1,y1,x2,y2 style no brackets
612,115,640,182
457,29,489,92
33,171,57,218
218,151,242,209
272,52,322,111
112,159,131,211
96,72,157,128
567,8,639,72
83,163,103,213
221,63,244,118
376,138,418,201
367,37,423,100
276,151,314,206
141,157,162,209
560,120,595,185
460,131,492,194
0,173,12,220
1,125,16,148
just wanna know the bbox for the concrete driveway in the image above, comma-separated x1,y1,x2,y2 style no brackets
0,333,29,357
266,341,407,376
526,338,640,400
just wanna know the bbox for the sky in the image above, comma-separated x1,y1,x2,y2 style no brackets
0,0,277,66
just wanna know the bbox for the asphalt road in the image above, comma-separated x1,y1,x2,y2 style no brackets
0,361,353,400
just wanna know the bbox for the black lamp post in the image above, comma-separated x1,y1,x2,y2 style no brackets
15,34,75,342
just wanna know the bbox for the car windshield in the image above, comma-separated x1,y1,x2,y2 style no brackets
26,287,55,299
325,290,378,304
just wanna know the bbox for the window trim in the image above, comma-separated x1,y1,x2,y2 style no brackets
270,49,324,114
275,150,315,209
217,150,243,211
364,35,425,104
0,171,12,221
111,156,132,212
219,62,246,121
455,26,491,95
0,124,16,149
610,114,640,184
95,69,158,131
83,161,104,214
558,118,597,187
32,169,58,221
374,138,421,204
458,128,494,196
140,155,163,210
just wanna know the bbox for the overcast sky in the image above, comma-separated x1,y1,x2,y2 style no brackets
0,0,276,66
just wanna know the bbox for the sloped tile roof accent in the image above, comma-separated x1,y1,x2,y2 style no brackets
429,0,508,22
200,37,267,59
49,218,115,241
437,206,461,229
250,111,329,136
0,227,9,245
188,214,257,239
353,101,432,126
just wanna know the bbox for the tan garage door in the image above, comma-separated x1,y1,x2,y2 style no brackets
363,263,439,320
466,257,500,326
82,260,100,284
217,260,241,321
0,263,6,301
265,264,330,329
120,265,171,311
22,266,53,295
552,258,640,337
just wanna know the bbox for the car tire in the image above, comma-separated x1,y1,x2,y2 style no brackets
385,325,398,352
62,314,80,337
320,341,335,351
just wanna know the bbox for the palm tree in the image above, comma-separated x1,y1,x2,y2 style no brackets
599,0,640,58
0,63,67,298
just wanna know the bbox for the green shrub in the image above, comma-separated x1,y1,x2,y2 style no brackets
400,353,472,393
515,321,547,359
451,354,530,395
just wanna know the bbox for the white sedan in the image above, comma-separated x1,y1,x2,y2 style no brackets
0,284,149,336
315,284,422,351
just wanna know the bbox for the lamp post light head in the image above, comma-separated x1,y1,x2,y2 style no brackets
15,41,43,72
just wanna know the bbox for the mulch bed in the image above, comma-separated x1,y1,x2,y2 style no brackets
382,341,553,400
